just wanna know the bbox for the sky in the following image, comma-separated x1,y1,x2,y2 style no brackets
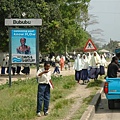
87,0,120,46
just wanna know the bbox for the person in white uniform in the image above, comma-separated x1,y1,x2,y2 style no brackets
89,51,101,80
36,61,53,117
73,54,82,84
81,54,89,84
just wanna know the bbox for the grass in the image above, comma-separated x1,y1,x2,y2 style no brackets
70,78,104,120
87,79,103,88
70,94,95,120
0,75,76,120
0,78,37,120
46,99,74,120
0,75,103,120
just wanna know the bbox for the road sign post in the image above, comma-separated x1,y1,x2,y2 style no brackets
83,39,97,52
5,18,42,87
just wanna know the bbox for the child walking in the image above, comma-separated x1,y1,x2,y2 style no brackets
53,62,60,75
36,61,53,117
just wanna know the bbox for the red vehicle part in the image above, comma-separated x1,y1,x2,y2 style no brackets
104,82,108,94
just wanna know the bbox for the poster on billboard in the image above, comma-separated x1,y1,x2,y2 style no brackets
10,28,37,64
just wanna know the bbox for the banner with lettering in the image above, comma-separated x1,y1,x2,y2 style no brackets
11,29,37,63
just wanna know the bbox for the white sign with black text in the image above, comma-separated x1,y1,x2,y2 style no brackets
5,19,42,26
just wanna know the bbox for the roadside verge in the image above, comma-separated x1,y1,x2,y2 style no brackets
80,83,104,120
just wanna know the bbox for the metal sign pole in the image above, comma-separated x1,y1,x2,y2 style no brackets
9,27,12,87
36,27,39,82
9,64,12,87
36,27,39,71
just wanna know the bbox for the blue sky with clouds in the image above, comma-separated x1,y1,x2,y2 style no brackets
87,0,120,45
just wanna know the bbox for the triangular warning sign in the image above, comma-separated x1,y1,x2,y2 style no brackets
83,39,97,52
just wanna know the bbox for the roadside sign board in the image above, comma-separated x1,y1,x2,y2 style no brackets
83,39,97,52
10,28,37,64
5,19,42,26
5,18,41,86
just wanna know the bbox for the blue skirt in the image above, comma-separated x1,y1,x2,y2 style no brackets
75,70,81,81
81,69,88,80
89,68,100,79
1,67,5,74
99,65,105,75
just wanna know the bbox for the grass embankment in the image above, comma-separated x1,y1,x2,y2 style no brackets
0,76,103,120
70,78,103,120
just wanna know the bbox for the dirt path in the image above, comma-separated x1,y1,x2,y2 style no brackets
0,67,91,120
31,68,91,120
64,83,91,120
33,81,91,120
0,67,75,85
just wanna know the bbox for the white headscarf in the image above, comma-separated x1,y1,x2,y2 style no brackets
87,52,92,65
73,54,82,71
100,54,107,66
81,54,89,69
90,51,101,68
56,55,60,61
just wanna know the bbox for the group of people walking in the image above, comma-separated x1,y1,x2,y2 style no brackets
35,51,107,117
1,54,9,75
73,51,107,84
52,55,71,75
1,54,30,75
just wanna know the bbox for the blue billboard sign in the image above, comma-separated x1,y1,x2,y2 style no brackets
11,29,37,63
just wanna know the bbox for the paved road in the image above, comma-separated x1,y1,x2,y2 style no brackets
92,90,120,120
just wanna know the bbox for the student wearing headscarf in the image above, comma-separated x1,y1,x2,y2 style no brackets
99,54,107,76
86,52,92,82
81,54,89,84
87,52,92,66
89,51,101,80
73,54,82,83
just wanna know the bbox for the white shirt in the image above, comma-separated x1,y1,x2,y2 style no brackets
1,59,6,67
90,52,101,68
81,55,89,69
56,55,60,62
100,55,107,66
73,54,82,71
5,56,9,67
36,68,52,84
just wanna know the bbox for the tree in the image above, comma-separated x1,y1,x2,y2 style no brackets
0,0,91,53
102,39,119,52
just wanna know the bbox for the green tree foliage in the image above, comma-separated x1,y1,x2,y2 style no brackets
0,0,90,53
102,39,119,53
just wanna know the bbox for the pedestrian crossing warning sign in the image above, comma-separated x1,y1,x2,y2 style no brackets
83,39,97,52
